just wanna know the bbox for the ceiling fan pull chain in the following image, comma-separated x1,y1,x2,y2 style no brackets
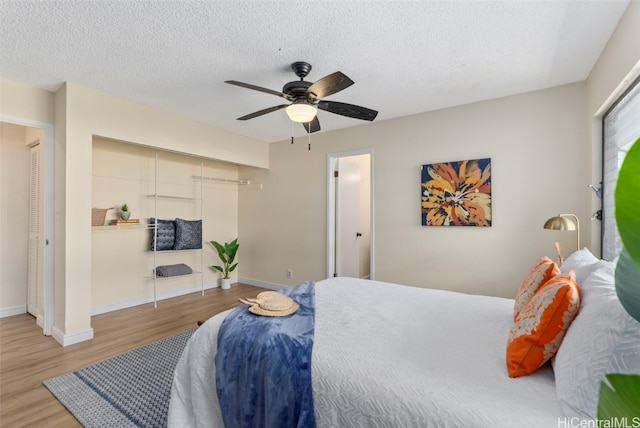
308,123,311,151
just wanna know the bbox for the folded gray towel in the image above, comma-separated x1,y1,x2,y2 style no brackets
156,263,193,277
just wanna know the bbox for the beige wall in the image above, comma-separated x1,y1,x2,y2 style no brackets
586,0,640,256
240,83,589,298
0,79,55,124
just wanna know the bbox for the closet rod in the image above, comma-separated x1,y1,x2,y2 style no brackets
191,175,250,185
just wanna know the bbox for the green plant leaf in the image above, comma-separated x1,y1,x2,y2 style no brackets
598,374,640,420
229,262,238,273
210,265,223,273
615,248,640,322
616,137,640,269
210,241,228,264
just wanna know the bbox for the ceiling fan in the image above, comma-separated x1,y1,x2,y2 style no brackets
225,61,378,134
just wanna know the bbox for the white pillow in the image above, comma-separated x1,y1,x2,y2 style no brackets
560,247,599,286
553,260,640,419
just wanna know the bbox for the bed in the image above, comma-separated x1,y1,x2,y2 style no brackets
168,250,640,427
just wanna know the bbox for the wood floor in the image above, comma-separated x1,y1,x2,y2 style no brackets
0,283,266,427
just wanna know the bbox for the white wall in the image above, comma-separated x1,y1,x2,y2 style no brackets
240,83,589,298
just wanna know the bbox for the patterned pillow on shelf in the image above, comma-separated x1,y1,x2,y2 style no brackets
149,218,176,251
506,272,580,378
174,218,202,250
513,257,560,319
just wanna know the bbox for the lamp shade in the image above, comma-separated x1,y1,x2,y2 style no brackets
286,102,317,123
543,213,580,251
543,216,577,231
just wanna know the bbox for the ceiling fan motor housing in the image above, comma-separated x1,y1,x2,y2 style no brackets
283,80,313,101
291,61,312,79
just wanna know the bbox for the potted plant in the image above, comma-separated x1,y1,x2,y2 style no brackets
120,203,131,220
209,238,239,290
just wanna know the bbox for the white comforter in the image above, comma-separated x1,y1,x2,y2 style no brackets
168,277,563,427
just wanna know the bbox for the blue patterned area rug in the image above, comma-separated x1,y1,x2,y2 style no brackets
44,328,195,428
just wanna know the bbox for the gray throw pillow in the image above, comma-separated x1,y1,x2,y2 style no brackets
174,218,202,250
149,218,176,251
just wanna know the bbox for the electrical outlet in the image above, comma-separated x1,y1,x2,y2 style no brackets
287,269,293,279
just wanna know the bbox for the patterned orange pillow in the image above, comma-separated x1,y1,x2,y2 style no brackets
506,272,580,377
513,257,560,319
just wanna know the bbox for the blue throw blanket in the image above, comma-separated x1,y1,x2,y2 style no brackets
216,281,316,428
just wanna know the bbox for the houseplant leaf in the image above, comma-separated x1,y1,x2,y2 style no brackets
614,137,640,323
615,136,640,269
615,248,640,322
598,138,640,422
598,374,640,419
211,241,228,264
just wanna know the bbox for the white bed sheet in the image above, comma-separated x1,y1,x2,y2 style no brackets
168,277,563,427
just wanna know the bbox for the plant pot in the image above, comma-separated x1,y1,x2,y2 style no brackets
120,211,131,220
220,278,231,290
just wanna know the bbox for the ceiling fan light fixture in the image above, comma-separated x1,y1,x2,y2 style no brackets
286,101,317,123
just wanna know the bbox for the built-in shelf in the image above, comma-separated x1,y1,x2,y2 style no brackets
145,271,203,281
191,175,249,185
92,225,145,230
146,248,202,254
145,194,202,201
148,152,205,308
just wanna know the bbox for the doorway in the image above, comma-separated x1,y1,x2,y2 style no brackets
327,149,374,279
0,118,54,336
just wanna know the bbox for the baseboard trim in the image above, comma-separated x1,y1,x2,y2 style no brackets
0,305,27,318
90,282,219,316
238,277,286,290
52,326,95,347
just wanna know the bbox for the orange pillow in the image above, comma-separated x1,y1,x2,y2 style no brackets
506,272,580,378
513,257,560,319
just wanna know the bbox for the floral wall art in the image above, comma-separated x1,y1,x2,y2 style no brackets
421,158,492,226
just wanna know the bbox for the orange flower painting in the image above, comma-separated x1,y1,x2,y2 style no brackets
421,158,492,226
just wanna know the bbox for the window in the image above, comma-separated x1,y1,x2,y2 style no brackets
602,78,640,260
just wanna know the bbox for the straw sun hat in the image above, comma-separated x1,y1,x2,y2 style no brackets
238,291,299,317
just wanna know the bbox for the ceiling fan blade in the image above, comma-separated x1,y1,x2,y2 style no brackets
237,104,288,120
225,80,293,101
318,101,378,121
302,116,321,133
307,72,354,100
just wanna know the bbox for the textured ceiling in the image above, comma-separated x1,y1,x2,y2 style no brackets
0,0,631,143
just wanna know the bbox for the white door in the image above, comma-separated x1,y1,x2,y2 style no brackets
27,142,42,317
327,150,373,280
336,157,361,277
